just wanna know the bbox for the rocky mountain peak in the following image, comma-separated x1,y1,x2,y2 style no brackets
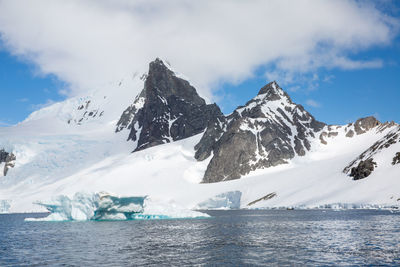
145,58,205,105
353,116,381,135
257,81,292,102
116,58,223,152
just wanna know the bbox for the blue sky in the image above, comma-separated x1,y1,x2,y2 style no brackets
0,49,66,126
0,1,399,126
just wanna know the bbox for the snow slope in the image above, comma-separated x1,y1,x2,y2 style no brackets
1,121,399,214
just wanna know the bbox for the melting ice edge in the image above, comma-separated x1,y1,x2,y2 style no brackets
25,192,209,221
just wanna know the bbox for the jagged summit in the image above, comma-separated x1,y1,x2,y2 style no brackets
116,58,223,152
145,58,206,105
257,81,292,102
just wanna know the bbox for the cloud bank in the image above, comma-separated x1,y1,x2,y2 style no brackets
0,0,398,99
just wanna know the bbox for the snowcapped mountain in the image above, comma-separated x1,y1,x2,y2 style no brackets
195,81,326,183
0,58,399,216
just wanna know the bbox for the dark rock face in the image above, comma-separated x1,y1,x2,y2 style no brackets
116,58,224,151
392,152,400,165
354,116,381,135
0,149,8,163
349,158,377,180
196,81,325,183
344,126,400,178
0,149,16,176
247,192,277,206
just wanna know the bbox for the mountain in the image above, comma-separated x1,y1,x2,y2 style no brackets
0,58,399,216
115,58,223,152
195,81,325,183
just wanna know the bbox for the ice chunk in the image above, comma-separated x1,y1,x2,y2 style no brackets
142,198,210,218
32,192,98,221
26,192,208,221
196,191,242,209
94,193,145,220
0,200,11,213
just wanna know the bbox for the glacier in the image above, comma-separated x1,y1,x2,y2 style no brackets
25,192,209,221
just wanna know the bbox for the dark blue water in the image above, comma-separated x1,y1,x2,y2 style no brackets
1,210,399,266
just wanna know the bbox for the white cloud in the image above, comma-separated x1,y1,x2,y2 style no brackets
306,99,321,108
0,0,398,100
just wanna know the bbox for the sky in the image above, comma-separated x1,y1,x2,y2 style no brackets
0,0,399,126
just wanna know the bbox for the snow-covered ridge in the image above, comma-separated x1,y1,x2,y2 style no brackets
22,71,147,132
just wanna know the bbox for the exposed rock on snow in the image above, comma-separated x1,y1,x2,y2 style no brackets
68,99,104,125
0,149,16,176
344,125,400,178
197,81,325,183
247,192,277,206
320,117,385,145
349,158,377,180
116,58,223,152
353,116,381,135
393,152,400,165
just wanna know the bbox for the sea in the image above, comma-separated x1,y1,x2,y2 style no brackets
1,209,399,266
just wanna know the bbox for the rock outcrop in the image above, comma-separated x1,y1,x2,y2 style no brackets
393,152,400,165
247,192,277,206
319,117,386,145
0,149,16,176
116,58,224,152
68,99,104,125
353,116,381,135
344,125,400,179
349,158,377,180
196,81,325,183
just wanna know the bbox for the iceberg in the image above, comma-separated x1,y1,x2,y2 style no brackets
196,191,242,210
26,192,209,221
0,199,11,213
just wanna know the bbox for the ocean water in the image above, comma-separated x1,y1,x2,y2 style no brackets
0,210,399,266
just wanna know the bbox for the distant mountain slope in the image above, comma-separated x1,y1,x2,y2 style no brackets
344,125,400,180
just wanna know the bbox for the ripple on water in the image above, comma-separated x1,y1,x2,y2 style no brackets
0,210,399,266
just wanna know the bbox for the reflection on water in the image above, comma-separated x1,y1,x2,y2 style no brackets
1,210,399,266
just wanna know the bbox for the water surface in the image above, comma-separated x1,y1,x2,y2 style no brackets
1,210,399,266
